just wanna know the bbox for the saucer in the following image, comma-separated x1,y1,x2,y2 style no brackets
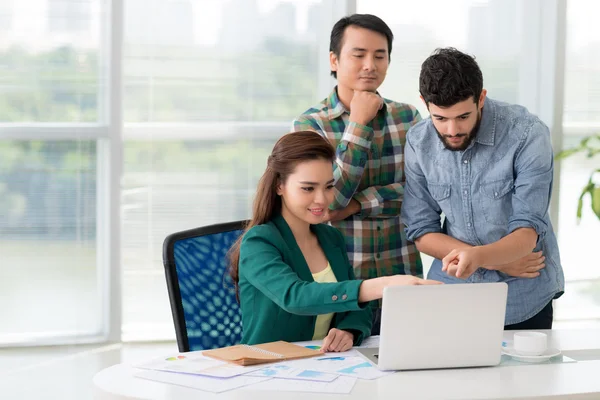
501,346,561,363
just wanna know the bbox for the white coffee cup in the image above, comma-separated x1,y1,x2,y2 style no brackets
513,332,548,356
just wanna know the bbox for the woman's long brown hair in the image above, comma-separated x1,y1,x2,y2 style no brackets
228,131,335,298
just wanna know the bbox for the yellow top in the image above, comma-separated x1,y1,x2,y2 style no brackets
311,264,338,340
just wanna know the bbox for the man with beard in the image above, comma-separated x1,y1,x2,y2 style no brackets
402,48,564,330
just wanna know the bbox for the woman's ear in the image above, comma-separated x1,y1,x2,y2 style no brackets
276,179,283,196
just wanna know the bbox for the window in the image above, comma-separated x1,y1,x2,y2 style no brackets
554,0,600,329
4,0,596,345
0,0,107,345
358,0,523,118
562,1,600,127
121,0,331,340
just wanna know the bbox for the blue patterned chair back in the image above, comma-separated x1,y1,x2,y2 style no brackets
163,221,247,352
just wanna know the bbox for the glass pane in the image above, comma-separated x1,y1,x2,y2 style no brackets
0,140,99,342
556,0,600,326
554,280,600,325
357,0,523,116
557,143,600,281
563,0,600,125
555,139,600,325
123,0,323,122
121,139,272,339
0,0,101,122
121,0,326,340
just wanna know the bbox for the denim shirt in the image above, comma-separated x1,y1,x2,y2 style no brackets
402,98,564,325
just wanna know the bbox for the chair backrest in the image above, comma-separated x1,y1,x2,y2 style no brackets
163,220,247,352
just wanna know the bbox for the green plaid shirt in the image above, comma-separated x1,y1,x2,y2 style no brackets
293,88,423,292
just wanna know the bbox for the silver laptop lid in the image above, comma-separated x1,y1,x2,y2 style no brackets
377,282,508,370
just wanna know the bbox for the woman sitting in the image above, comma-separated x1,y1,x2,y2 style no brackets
229,131,440,352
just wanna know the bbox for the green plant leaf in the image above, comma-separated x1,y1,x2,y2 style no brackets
591,169,600,220
577,182,595,222
587,148,600,158
577,169,600,222
592,186,600,220
558,135,600,222
556,134,600,161
580,136,592,147
555,148,581,160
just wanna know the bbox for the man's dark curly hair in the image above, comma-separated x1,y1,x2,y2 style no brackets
419,47,483,107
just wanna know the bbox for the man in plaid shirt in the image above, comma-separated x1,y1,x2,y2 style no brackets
293,14,422,334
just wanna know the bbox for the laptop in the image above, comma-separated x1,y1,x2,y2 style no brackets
358,282,508,370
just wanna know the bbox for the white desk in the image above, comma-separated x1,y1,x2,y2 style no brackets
93,330,600,400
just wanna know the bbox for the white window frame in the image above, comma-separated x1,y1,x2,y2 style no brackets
516,0,567,228
102,0,123,344
0,0,123,346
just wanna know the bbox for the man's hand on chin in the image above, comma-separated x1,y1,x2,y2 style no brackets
325,199,361,222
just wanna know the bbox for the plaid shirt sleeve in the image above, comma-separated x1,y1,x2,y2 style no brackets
292,92,423,284
293,117,373,210
355,110,423,217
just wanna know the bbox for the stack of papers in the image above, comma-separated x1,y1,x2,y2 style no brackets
135,370,270,393
281,353,393,380
134,338,389,394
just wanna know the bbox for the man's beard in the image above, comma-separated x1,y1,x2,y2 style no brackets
435,111,482,152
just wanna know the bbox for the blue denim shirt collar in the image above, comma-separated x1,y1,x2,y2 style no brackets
475,97,496,146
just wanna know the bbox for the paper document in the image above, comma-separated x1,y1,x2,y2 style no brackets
134,369,270,393
283,355,394,380
246,364,338,382
245,375,357,394
136,351,263,378
356,335,380,348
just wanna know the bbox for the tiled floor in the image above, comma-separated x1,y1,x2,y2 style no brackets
0,341,178,400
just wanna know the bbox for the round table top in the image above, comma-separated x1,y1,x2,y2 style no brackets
94,330,600,400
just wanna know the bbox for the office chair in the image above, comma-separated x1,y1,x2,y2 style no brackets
163,220,247,352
